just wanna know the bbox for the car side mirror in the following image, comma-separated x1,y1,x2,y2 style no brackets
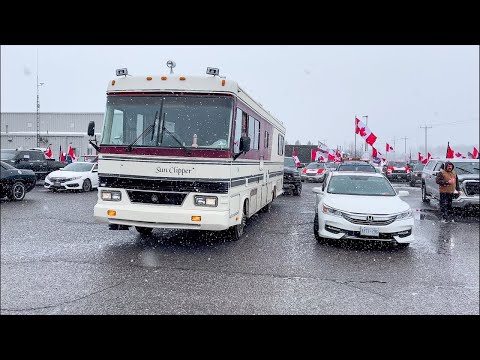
312,187,323,194
87,121,95,137
398,190,409,197
239,136,251,152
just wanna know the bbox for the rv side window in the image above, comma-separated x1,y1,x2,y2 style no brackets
254,119,260,150
264,131,269,148
234,108,243,153
278,134,284,155
248,116,255,149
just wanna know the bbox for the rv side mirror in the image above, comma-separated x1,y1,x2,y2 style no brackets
239,136,251,153
87,121,95,137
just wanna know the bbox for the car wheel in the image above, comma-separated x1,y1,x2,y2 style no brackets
9,181,26,201
293,184,302,196
410,181,416,187
228,202,247,241
313,213,326,243
421,183,430,203
82,179,92,192
135,226,153,235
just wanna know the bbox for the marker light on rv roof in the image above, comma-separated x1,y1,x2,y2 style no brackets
116,68,128,76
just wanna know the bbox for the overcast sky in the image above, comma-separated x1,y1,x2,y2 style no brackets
1,45,478,155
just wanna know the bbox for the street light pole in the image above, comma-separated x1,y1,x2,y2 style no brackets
36,49,44,148
362,115,368,152
420,124,432,157
400,136,408,161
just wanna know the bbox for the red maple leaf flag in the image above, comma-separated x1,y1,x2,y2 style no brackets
355,118,377,146
418,152,423,161
67,144,77,161
311,149,317,161
372,147,378,158
293,147,300,167
44,145,52,159
421,152,432,164
386,143,394,153
473,146,479,159
455,152,463,158
446,142,454,159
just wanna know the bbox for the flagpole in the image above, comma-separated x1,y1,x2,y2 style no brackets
354,115,357,158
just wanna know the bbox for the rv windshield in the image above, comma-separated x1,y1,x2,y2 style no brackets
101,95,234,150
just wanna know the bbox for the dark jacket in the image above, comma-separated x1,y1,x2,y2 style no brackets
436,161,460,192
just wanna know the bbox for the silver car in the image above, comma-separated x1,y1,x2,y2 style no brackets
302,162,326,183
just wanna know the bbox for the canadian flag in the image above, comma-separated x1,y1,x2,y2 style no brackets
292,148,300,167
44,145,52,159
372,147,379,158
418,152,423,161
421,152,432,164
334,149,342,163
355,118,377,146
473,146,479,159
454,152,464,158
67,144,77,161
446,142,454,159
327,149,336,162
319,155,325,162
386,143,394,153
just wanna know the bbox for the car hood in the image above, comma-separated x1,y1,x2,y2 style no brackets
284,166,298,174
48,170,86,178
323,194,410,215
458,174,479,181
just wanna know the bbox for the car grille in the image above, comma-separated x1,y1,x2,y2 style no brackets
127,191,187,205
49,177,73,182
342,213,396,226
392,170,406,174
464,181,479,196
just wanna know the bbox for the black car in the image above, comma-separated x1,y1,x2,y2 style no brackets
0,149,66,180
283,157,302,196
337,161,376,173
0,161,36,201
409,162,425,187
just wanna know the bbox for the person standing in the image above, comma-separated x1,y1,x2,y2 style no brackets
436,161,460,222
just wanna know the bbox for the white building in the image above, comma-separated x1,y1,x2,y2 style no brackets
1,112,103,159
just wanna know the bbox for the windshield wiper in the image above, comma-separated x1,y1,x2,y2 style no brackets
126,111,159,152
158,113,189,151
455,166,473,174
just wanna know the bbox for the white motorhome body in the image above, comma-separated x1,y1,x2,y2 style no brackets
93,72,286,238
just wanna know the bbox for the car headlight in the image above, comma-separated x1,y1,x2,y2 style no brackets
45,175,51,181
322,204,343,217
194,195,218,207
69,176,82,181
101,190,122,201
396,209,413,220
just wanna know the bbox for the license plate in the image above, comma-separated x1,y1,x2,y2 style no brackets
54,181,60,186
360,227,380,237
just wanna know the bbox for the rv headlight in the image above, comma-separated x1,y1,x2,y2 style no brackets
194,195,218,207
396,209,413,220
102,190,121,201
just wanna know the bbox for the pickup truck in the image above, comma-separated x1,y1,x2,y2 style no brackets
0,149,66,180
421,158,479,210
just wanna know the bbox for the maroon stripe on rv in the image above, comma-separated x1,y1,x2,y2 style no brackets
99,146,232,158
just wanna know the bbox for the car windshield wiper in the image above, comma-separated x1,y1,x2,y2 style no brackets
126,110,159,152
454,166,473,174
158,113,189,150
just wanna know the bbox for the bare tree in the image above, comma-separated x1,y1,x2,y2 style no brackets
295,140,301,145
307,140,312,145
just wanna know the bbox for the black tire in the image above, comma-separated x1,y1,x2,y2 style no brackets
82,179,92,192
135,226,153,235
313,213,326,243
409,180,416,187
9,181,26,201
228,202,247,241
421,183,430,203
293,184,302,196
396,242,410,249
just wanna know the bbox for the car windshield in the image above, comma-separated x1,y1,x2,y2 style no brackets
451,161,480,175
389,161,407,167
327,175,397,196
1,161,15,169
1,150,16,160
306,162,324,169
101,95,234,149
61,163,94,172
338,164,376,172
414,163,425,171
284,158,296,167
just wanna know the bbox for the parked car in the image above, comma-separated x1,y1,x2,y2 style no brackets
0,161,36,201
312,171,414,248
302,162,326,183
1,149,65,180
421,158,479,210
283,157,302,195
409,162,425,187
382,160,410,181
76,155,98,163
337,161,376,173
45,162,99,192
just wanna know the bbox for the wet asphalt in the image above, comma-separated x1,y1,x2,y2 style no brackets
1,180,478,314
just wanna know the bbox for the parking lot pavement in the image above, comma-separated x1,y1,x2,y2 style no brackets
1,182,478,314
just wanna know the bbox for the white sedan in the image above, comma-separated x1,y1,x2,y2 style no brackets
312,171,414,248
45,162,99,192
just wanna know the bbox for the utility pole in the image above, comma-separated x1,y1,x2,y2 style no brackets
400,136,408,161
36,49,45,148
363,115,368,152
420,124,432,157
